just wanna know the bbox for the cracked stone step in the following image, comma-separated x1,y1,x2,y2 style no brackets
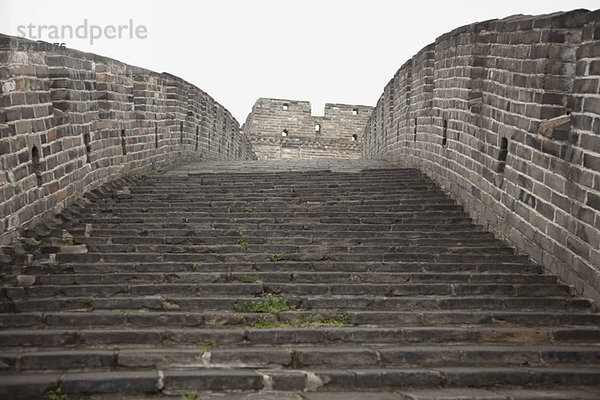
53,252,530,264
11,261,545,276
2,327,600,348
65,229,498,239
2,367,600,399
13,272,557,286
79,244,513,256
2,310,598,329
0,282,573,300
8,345,600,372
4,295,592,314
73,235,503,246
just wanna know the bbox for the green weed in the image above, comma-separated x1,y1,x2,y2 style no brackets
248,316,284,329
238,275,262,283
46,386,68,400
199,340,216,351
236,236,249,246
85,296,96,308
182,392,200,400
234,296,295,313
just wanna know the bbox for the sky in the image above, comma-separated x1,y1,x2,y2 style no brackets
1,0,599,122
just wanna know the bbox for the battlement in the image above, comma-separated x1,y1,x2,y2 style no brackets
242,98,373,159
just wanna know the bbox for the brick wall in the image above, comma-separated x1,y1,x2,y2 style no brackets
0,35,256,245
363,10,600,303
243,98,372,159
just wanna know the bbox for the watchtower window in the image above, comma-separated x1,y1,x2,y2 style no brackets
351,134,358,141
154,123,158,149
83,132,91,163
121,129,127,155
315,124,321,133
413,118,417,142
352,108,358,116
442,119,448,147
498,137,509,173
31,146,42,187
282,104,289,111
281,129,288,137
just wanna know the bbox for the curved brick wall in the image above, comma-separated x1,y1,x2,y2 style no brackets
363,9,600,302
0,35,256,244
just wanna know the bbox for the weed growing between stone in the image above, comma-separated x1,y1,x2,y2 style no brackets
182,392,200,400
246,314,352,329
238,274,262,283
248,316,284,329
46,386,68,400
198,340,216,351
234,296,295,313
295,314,350,326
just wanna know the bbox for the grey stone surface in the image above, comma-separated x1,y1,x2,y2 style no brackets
163,370,263,391
0,373,60,400
303,393,402,400
61,371,159,393
242,98,372,160
395,388,507,400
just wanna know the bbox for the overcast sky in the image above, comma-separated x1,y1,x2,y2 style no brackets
1,0,598,122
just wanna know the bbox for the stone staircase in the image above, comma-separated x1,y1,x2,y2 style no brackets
1,159,599,399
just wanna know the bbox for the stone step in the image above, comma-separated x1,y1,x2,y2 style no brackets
11,261,543,276
120,183,448,191
2,367,600,399
74,234,502,245
9,272,556,286
1,310,598,329
79,217,478,228
77,244,515,256
2,326,600,348
4,295,591,314
3,345,600,373
125,182,436,190
52,252,530,265
4,161,600,398
103,197,460,206
69,228,495,239
395,388,600,400
89,208,471,215
1,282,572,300
63,221,478,232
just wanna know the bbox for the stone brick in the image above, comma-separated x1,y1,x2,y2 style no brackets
243,98,371,160
587,192,600,211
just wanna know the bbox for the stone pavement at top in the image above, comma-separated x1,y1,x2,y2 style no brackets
0,159,599,399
